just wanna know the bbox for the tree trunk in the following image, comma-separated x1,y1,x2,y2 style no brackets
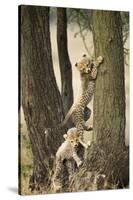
89,10,129,187
92,11,126,146
20,5,65,193
68,11,129,192
57,8,73,115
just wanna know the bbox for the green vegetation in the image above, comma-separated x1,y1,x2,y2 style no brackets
19,117,33,194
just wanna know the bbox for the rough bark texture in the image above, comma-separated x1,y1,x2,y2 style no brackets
68,11,129,192
20,5,65,193
89,11,129,187
57,8,73,115
92,11,126,146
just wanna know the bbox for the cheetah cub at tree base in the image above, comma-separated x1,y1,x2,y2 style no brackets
53,127,91,192
62,54,104,138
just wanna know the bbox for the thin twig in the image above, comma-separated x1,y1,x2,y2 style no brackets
76,12,93,58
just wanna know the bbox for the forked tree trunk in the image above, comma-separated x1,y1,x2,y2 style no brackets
57,8,73,115
20,5,65,193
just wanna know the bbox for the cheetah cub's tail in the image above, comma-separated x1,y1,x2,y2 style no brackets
60,105,75,127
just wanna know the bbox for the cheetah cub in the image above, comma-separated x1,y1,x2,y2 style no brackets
62,54,104,137
53,127,91,192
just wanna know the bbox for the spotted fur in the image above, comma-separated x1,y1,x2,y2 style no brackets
53,127,90,192
61,55,103,137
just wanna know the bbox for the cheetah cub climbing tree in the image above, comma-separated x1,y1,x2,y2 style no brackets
53,54,103,192
62,54,104,138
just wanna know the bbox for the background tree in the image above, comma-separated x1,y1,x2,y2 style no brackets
57,8,73,115
68,9,129,63
20,5,66,192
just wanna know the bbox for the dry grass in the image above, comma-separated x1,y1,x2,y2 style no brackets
19,110,129,195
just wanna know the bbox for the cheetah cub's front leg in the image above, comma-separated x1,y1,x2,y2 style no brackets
72,150,83,167
91,56,104,80
79,138,91,149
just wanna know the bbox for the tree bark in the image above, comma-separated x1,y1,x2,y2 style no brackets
20,5,65,193
57,8,73,115
89,10,129,187
68,11,129,191
92,11,126,146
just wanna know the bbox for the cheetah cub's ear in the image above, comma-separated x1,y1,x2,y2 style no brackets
63,134,67,139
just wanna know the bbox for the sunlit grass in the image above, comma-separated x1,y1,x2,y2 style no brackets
19,112,33,195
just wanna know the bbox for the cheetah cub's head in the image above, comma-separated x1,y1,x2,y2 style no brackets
75,54,93,74
75,54,103,79
63,127,80,148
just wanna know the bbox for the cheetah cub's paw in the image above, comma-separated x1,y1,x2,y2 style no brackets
84,140,91,149
87,140,91,147
53,184,62,192
77,160,83,168
97,56,104,64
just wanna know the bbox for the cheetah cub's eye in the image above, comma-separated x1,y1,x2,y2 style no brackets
82,54,86,57
75,63,78,67
70,140,74,143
